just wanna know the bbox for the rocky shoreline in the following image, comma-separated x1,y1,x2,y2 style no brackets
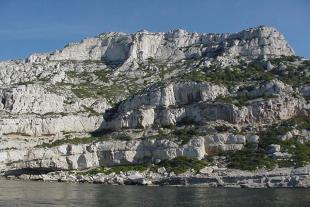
4,165,309,188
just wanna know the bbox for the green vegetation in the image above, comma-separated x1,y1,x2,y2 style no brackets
42,112,68,117
36,136,110,148
182,58,310,89
214,95,249,107
137,58,178,83
16,81,36,85
220,117,310,171
182,64,272,87
71,88,94,98
80,164,148,175
112,133,132,141
82,60,103,65
302,60,310,67
296,118,310,130
156,156,208,175
257,117,310,167
94,70,109,81
172,128,199,145
268,55,301,65
63,69,127,101
277,140,310,167
81,105,101,116
259,117,310,148
54,80,126,102
66,71,93,82
275,65,310,87
145,128,202,145
159,65,175,80
65,71,79,78
222,143,277,171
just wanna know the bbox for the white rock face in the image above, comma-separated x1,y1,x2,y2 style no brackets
245,94,302,123
0,83,110,137
204,133,246,152
103,81,229,129
118,82,228,112
49,33,132,62
103,80,304,130
1,137,205,171
0,115,103,136
0,84,64,114
225,26,294,58
45,26,294,65
104,107,155,130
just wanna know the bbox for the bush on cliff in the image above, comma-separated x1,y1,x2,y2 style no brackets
157,156,208,175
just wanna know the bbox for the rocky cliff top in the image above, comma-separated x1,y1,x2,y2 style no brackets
25,26,294,66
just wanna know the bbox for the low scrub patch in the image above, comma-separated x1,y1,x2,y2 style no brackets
144,128,201,145
36,136,110,148
81,164,148,175
220,117,310,170
81,105,101,116
157,156,208,175
222,143,277,171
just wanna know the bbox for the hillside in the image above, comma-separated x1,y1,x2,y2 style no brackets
0,26,309,187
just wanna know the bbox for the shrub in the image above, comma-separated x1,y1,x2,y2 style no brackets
302,60,310,67
94,70,108,81
221,117,310,170
182,65,273,88
36,136,109,148
113,133,132,141
177,117,199,126
172,128,199,145
277,140,310,167
269,55,301,65
80,164,148,175
71,88,94,98
157,156,208,175
223,143,277,171
81,105,101,116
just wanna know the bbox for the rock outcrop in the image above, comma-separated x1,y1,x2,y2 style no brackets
40,26,294,66
103,81,228,129
102,79,305,130
1,138,205,171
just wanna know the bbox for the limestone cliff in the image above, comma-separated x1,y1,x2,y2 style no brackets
0,26,309,179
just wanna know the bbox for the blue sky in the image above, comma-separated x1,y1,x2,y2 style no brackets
0,0,309,61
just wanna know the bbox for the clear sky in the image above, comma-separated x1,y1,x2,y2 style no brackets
0,0,309,61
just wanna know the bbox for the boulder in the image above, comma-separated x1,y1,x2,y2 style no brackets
268,144,281,154
246,135,260,143
199,166,213,174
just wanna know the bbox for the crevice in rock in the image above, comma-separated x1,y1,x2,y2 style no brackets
4,168,57,176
